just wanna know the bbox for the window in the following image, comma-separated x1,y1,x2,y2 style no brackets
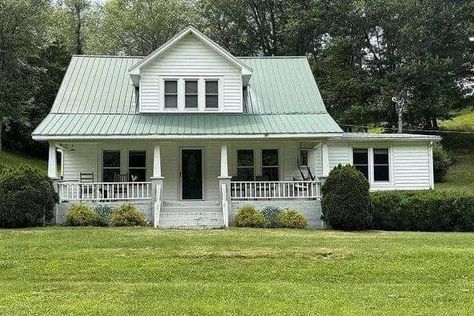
185,80,198,108
103,150,120,182
164,80,178,108
299,149,309,166
262,149,279,181
373,148,389,181
128,151,146,182
237,150,254,180
353,148,369,179
205,80,219,108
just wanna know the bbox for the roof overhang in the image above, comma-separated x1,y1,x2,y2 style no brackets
128,26,253,87
333,132,441,142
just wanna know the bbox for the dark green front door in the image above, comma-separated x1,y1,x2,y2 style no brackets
181,149,203,200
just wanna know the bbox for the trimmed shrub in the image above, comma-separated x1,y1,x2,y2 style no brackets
0,165,58,228
110,203,147,226
65,204,99,226
94,204,114,226
433,143,455,182
370,190,474,231
261,206,282,228
234,205,265,227
322,164,371,230
278,208,308,229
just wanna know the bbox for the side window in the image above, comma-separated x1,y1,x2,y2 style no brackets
128,151,146,182
373,148,389,181
164,80,178,108
352,148,369,179
237,150,254,180
185,80,198,108
103,150,120,182
299,149,309,166
262,149,279,181
205,80,219,109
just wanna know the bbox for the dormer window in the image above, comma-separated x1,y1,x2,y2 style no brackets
205,80,219,109
164,80,178,108
185,80,198,108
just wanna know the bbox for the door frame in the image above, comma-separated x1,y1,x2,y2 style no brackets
179,147,205,200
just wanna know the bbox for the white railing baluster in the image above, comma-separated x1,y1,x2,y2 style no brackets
230,180,322,200
57,181,153,202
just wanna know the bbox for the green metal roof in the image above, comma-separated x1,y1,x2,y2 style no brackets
33,55,342,139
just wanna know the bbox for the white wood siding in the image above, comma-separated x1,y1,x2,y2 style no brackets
139,34,242,112
328,144,351,169
392,145,431,190
62,143,98,181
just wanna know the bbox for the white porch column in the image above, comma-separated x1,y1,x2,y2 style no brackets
48,142,58,179
220,144,229,177
153,144,162,178
218,143,231,227
322,142,330,177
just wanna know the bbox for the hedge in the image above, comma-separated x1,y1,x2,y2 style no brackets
370,190,474,231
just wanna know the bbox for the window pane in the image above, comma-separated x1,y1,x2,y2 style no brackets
103,169,120,182
300,150,309,166
206,95,218,108
164,80,177,94
237,168,254,181
355,165,369,179
262,149,278,166
129,169,146,182
374,166,389,181
185,95,198,108
103,151,120,168
185,81,198,94
206,80,218,94
374,149,389,164
129,151,146,168
165,95,177,108
262,167,279,181
353,149,368,164
237,150,254,167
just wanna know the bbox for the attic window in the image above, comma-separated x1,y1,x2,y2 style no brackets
164,80,178,108
205,80,219,109
185,80,198,108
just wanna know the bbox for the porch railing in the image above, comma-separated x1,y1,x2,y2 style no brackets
230,181,321,200
58,181,152,202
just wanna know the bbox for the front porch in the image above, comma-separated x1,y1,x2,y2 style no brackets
48,140,327,228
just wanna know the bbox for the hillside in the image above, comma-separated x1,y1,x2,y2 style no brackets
0,150,47,173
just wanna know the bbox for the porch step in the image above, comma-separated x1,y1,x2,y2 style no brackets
158,205,223,229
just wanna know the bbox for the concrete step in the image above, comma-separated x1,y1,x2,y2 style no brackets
158,205,224,229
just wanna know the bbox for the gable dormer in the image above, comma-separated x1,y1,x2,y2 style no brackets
129,26,252,113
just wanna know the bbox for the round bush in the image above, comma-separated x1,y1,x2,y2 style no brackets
94,204,114,226
0,165,58,228
277,208,308,229
261,206,282,228
234,205,265,227
433,143,454,182
65,203,99,226
110,203,147,226
321,164,371,230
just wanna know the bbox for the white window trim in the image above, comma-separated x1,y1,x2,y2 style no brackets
236,148,256,180
350,145,393,186
184,78,199,110
128,150,147,182
261,149,280,181
299,149,310,167
158,76,223,112
102,150,121,182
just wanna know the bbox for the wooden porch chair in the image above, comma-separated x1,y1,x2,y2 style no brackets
79,172,95,199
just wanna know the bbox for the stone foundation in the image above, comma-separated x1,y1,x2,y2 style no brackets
231,199,323,228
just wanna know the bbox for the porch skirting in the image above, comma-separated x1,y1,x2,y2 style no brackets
230,200,323,229
55,201,154,225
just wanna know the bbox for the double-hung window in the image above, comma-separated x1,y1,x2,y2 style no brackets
237,150,255,180
164,80,178,108
128,151,146,182
185,80,198,108
262,149,279,181
373,148,389,181
299,149,309,167
205,80,219,109
352,148,369,179
103,150,121,182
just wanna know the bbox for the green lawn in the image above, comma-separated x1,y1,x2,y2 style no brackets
0,150,47,173
0,228,473,315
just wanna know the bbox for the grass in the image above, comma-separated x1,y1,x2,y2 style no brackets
439,107,474,131
0,150,47,173
0,228,473,315
436,149,474,194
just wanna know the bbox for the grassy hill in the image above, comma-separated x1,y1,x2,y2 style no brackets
0,150,47,173
439,107,474,131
